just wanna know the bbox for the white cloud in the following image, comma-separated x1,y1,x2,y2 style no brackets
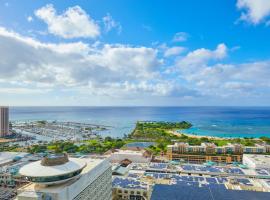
174,42,270,98
102,13,122,34
164,46,186,57
0,87,50,94
35,4,100,39
177,43,227,68
237,0,270,24
27,16,33,22
173,32,189,42
1,25,270,105
0,27,167,97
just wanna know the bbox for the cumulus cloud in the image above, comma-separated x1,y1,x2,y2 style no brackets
174,43,270,98
102,13,122,34
173,32,189,42
35,4,100,39
1,25,270,105
177,43,227,68
164,46,186,57
0,27,174,97
237,0,270,24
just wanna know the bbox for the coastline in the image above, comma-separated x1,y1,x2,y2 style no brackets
9,106,270,139
170,130,261,140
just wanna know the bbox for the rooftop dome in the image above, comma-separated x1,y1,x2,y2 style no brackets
19,154,86,185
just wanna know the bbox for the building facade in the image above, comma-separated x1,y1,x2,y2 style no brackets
0,106,9,137
167,142,269,164
113,187,149,200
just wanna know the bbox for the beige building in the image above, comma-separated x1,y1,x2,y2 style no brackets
167,142,270,164
167,142,243,164
0,106,9,137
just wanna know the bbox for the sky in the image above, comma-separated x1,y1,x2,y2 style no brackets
0,0,270,106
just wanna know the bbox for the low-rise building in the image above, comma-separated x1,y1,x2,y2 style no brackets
167,142,243,163
167,142,270,164
243,144,266,154
109,149,152,163
0,152,29,167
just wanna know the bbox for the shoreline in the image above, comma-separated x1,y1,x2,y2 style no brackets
171,130,262,140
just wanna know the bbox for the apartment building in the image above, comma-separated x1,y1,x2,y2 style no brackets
167,142,269,164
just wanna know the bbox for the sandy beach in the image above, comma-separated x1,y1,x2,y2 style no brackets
169,130,257,140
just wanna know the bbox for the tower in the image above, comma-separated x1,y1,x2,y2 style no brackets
0,106,9,137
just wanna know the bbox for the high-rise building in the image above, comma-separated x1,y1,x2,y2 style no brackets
0,106,9,137
16,154,112,200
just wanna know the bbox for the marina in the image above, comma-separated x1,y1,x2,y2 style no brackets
12,120,112,142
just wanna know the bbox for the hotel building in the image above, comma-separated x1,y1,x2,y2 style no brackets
16,154,112,200
167,142,269,164
0,106,9,137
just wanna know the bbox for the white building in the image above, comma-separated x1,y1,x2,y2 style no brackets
109,150,151,163
0,152,29,167
243,154,270,169
0,106,9,137
16,154,112,200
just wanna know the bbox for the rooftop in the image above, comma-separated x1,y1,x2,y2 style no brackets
113,177,147,190
111,149,146,155
18,158,106,192
151,184,270,200
244,154,270,166
0,152,29,166
19,157,86,177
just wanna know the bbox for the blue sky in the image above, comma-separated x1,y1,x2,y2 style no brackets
0,0,270,106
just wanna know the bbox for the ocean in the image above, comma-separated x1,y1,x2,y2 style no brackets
9,106,270,138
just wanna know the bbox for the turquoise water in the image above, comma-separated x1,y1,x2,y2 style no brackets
125,142,155,148
10,106,270,138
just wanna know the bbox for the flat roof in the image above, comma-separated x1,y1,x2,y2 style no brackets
151,184,270,200
113,177,147,190
0,152,28,165
112,150,145,155
244,154,270,166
